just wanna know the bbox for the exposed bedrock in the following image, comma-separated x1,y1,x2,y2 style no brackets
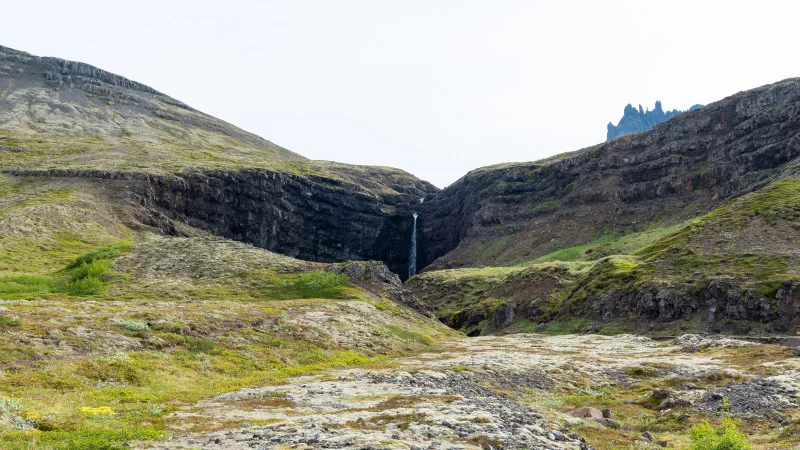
134,169,436,279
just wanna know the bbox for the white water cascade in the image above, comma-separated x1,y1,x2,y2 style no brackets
408,212,419,278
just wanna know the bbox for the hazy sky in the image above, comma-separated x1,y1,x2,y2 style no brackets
3,1,800,187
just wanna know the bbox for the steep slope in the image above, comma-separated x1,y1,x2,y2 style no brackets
606,101,703,141
0,45,304,170
418,78,800,272
409,176,800,335
0,45,437,277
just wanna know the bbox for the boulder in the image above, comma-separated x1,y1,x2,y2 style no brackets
569,407,604,419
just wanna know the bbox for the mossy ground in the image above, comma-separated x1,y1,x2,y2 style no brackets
0,176,451,449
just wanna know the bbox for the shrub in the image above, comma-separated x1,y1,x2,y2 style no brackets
65,275,105,295
69,260,112,282
56,241,133,296
0,396,36,430
626,365,658,378
64,241,134,270
689,417,750,450
186,338,219,354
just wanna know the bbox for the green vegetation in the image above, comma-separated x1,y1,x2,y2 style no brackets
264,270,354,299
0,315,21,327
530,220,691,264
114,320,149,332
0,241,132,297
384,325,433,346
64,242,134,270
690,418,750,450
541,318,592,335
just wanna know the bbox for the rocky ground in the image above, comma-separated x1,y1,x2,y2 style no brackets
140,334,800,449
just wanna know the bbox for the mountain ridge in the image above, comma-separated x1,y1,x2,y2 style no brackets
607,100,704,141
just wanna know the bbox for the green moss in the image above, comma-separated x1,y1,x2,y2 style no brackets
531,220,692,264
541,318,592,335
384,325,433,346
0,315,22,327
264,270,353,300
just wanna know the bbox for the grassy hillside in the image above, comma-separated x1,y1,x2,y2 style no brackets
410,177,800,336
0,175,454,448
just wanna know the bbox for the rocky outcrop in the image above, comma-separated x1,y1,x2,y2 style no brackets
418,79,800,270
327,260,431,313
131,169,435,279
607,101,703,141
581,279,800,334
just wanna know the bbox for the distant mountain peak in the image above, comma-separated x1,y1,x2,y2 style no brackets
607,101,703,141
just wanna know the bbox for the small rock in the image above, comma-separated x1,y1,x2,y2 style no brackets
593,418,621,429
641,431,654,442
551,431,566,441
569,407,604,419
792,346,800,357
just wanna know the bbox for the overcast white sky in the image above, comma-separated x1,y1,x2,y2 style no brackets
3,1,800,187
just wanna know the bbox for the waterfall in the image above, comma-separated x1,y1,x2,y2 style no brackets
408,212,419,278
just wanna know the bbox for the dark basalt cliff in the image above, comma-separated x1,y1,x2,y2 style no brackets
417,78,800,271
7,167,436,280
133,169,436,278
607,101,703,141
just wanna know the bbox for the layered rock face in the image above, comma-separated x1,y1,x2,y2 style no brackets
418,79,800,271
607,101,703,141
6,167,436,280
133,169,436,279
